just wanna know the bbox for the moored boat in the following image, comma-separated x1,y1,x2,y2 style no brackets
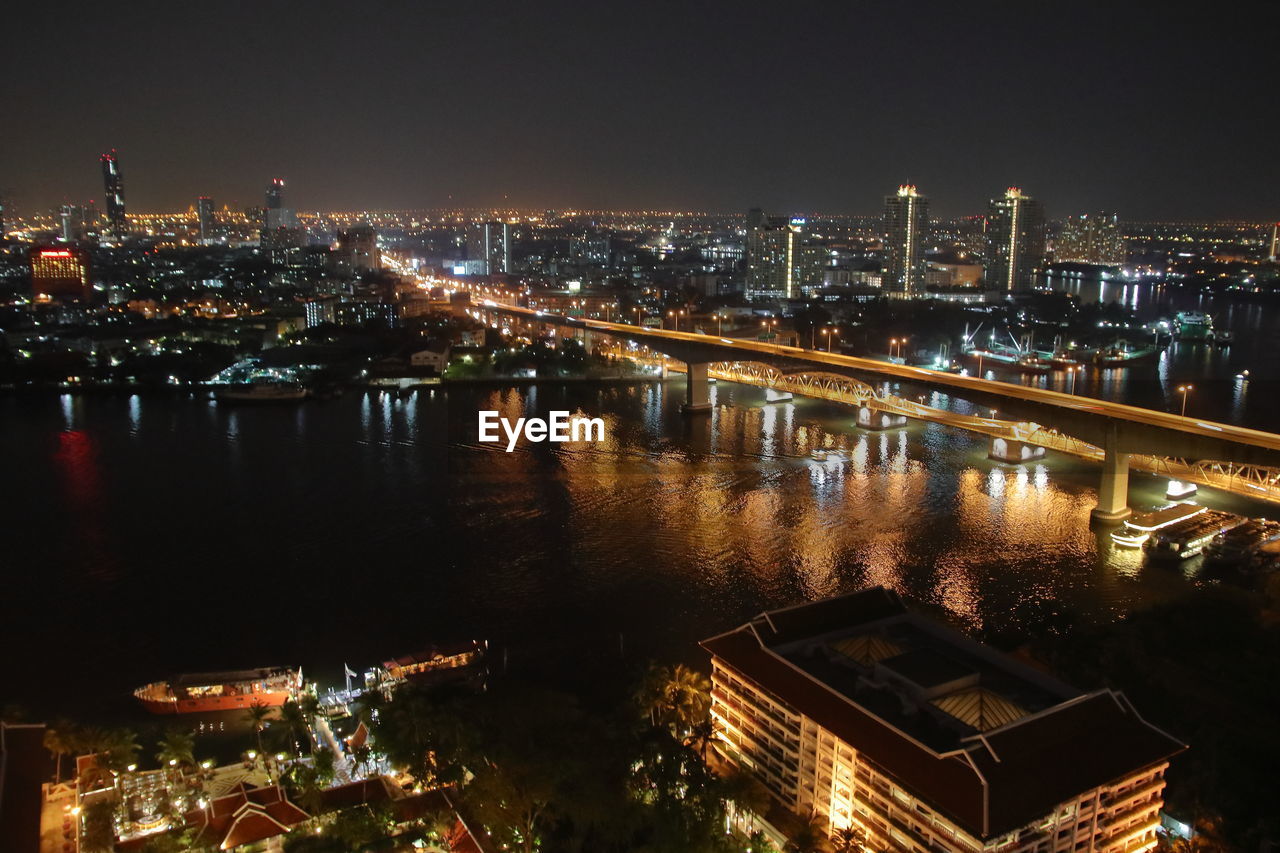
1145,510,1245,561
1111,503,1206,548
1174,311,1214,341
382,641,487,685
134,666,302,714
215,382,309,403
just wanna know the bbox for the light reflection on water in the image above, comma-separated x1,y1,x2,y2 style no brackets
4,377,1276,711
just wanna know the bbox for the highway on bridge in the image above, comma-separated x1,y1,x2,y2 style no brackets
481,302,1280,458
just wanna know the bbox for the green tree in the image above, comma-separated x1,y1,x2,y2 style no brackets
155,728,196,773
635,663,712,737
278,700,311,757
80,796,119,853
43,721,76,784
244,700,273,759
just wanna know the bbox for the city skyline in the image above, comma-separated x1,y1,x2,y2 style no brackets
2,2,1275,219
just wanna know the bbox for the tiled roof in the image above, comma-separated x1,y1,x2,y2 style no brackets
702,587,1186,839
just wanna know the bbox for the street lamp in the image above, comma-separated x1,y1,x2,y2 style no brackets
716,313,724,335
1177,384,1194,417
1067,365,1080,395
822,327,838,352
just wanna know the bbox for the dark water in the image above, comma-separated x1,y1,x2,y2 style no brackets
6,365,1278,718
1037,278,1280,424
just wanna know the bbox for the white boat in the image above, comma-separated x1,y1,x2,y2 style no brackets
1111,503,1205,548
215,382,309,403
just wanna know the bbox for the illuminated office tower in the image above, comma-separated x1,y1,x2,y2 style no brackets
100,149,126,240
30,246,92,300
265,178,296,230
883,185,929,294
1056,212,1123,265
467,221,514,274
197,196,216,243
985,187,1045,291
746,215,804,299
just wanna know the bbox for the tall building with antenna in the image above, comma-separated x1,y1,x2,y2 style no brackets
100,149,126,240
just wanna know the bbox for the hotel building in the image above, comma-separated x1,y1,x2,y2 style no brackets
883,186,929,295
30,246,92,300
986,188,1045,291
702,588,1184,853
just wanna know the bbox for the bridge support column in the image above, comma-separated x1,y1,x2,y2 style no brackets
988,437,1045,463
857,406,907,430
764,388,793,402
682,362,713,414
1091,427,1131,523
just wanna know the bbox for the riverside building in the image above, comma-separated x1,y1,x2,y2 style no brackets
702,588,1184,853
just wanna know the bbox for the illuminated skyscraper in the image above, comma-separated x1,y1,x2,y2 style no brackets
60,205,86,241
30,246,91,300
197,196,216,243
1055,213,1124,265
100,150,126,239
883,185,929,294
986,187,1045,291
265,178,296,230
746,215,804,300
467,221,514,274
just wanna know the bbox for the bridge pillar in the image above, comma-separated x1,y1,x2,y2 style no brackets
1091,427,1131,523
988,437,1046,463
682,362,713,414
857,406,907,430
764,388,793,402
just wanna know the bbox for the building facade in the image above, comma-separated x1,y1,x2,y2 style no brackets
467,221,514,274
31,246,91,300
1056,213,1124,265
197,196,216,244
883,186,929,295
703,589,1183,853
331,225,381,275
100,149,126,240
986,187,1045,291
746,216,805,300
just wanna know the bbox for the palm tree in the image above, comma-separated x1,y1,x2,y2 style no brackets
96,729,141,783
43,722,76,784
244,700,273,759
831,825,867,853
636,662,712,736
277,700,310,757
155,728,196,779
785,813,833,853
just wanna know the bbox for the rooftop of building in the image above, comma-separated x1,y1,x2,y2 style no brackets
702,587,1186,841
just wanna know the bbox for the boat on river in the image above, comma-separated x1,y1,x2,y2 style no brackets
1111,503,1206,548
134,666,302,714
1174,311,1214,341
215,382,309,403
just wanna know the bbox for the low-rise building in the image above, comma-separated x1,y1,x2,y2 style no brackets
702,588,1184,853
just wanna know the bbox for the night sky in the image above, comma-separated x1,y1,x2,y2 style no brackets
4,1,1275,219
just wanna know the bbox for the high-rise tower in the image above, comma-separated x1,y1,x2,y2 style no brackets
883,185,929,294
264,179,296,230
100,150,126,240
197,196,216,243
986,187,1045,291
